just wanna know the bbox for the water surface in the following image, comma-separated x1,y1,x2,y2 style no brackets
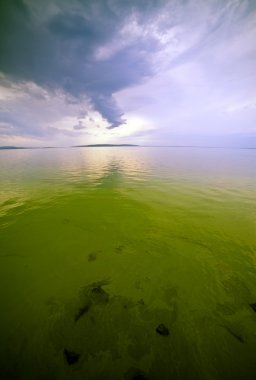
0,147,256,379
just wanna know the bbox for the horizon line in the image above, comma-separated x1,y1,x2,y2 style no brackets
0,144,256,150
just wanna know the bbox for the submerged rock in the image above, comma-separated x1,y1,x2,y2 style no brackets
88,252,97,262
124,366,148,380
250,303,256,312
90,285,109,304
64,349,80,365
156,323,170,336
219,324,244,343
115,245,124,253
74,303,91,322
137,299,145,306
74,280,110,321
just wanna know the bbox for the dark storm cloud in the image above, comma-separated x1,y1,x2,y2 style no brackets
0,0,164,128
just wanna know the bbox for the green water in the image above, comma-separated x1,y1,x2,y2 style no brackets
0,147,256,380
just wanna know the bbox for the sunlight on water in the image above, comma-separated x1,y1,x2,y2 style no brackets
0,147,256,379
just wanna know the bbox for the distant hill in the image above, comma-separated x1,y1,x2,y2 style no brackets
73,144,138,147
0,144,138,150
0,146,26,150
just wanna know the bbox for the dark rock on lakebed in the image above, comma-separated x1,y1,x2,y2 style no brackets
219,324,244,343
74,280,110,322
74,304,91,322
250,303,256,312
88,252,98,262
90,285,109,304
156,323,170,336
124,366,149,380
64,349,80,365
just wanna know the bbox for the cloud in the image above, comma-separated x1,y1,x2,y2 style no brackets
0,76,92,143
0,122,15,134
0,0,162,130
0,0,256,146
73,120,86,130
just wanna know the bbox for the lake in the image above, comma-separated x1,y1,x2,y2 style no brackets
0,147,256,379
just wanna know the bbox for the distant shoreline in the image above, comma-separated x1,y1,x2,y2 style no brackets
0,144,255,150
73,144,138,148
0,144,138,150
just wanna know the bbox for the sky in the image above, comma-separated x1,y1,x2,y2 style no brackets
0,0,255,147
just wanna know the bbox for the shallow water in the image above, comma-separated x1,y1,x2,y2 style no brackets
0,147,256,380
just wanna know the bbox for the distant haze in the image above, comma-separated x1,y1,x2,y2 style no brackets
0,0,255,147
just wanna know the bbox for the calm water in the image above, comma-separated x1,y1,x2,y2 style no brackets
0,147,256,380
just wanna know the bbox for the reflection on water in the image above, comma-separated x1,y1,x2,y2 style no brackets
0,147,256,380
1,146,256,193
0,147,255,220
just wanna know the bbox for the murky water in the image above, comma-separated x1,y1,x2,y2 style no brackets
0,147,256,379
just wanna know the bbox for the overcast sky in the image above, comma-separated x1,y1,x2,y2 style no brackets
0,0,255,147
